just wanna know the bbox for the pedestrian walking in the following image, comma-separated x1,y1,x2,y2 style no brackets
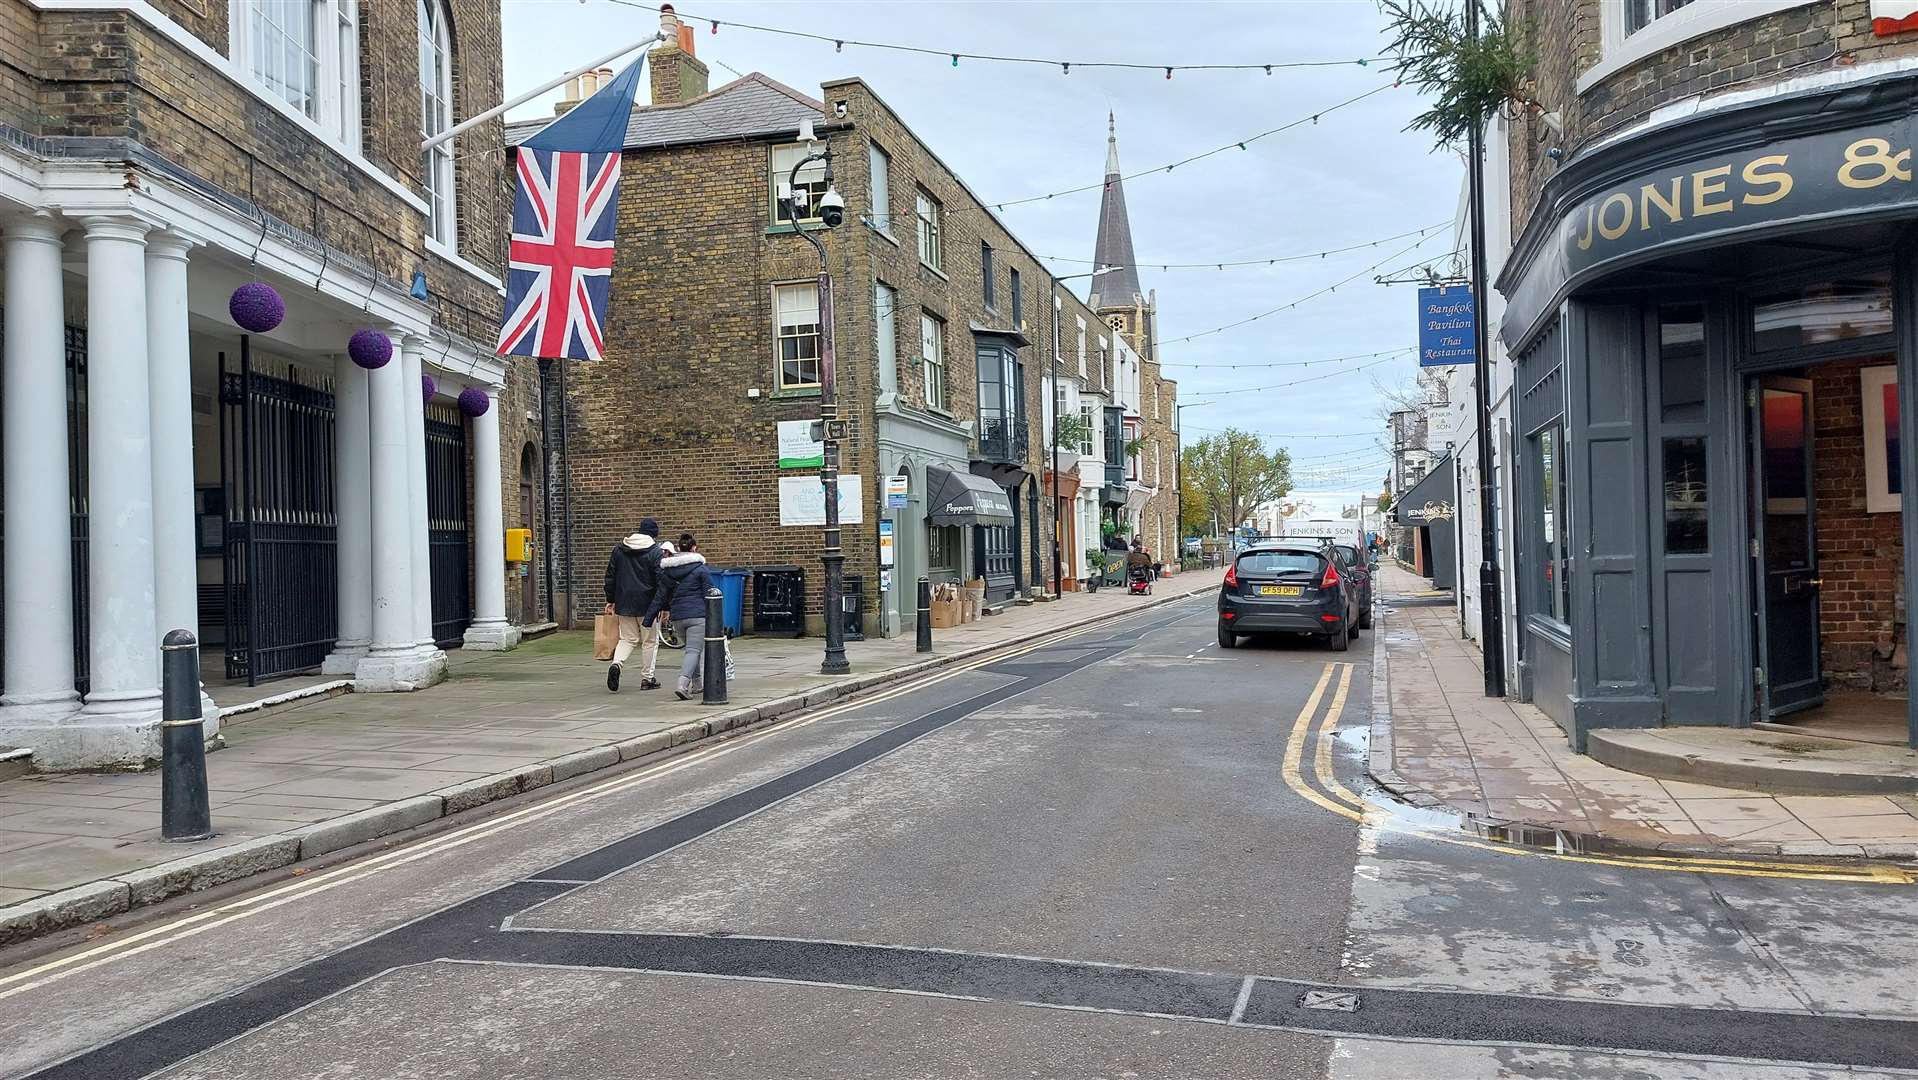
649,532,717,700
602,517,665,692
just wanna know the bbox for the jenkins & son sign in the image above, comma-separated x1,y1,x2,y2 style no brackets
1498,78,1918,351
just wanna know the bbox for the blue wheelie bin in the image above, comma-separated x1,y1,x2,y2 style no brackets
712,567,749,638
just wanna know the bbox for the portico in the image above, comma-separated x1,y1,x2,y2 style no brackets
0,151,519,769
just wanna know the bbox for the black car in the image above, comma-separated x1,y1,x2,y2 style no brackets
1329,543,1374,629
1217,542,1360,652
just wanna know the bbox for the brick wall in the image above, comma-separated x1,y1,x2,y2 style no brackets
0,1,506,346
1808,357,1904,690
1507,1,1918,241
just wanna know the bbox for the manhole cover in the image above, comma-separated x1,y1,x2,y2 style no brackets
1300,990,1361,1013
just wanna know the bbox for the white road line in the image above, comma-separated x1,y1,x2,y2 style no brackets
1228,975,1257,1024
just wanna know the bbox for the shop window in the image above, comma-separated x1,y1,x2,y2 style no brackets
1752,275,1892,352
1534,424,1570,625
1862,365,1902,513
1659,306,1706,423
929,526,962,575
1662,437,1708,555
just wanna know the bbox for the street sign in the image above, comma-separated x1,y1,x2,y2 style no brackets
777,475,864,526
885,474,909,509
1418,285,1475,367
879,520,895,567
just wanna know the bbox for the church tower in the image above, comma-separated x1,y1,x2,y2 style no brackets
1088,112,1157,362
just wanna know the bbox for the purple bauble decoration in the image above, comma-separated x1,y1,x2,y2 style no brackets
348,329,392,370
228,282,285,334
422,374,437,404
457,386,491,418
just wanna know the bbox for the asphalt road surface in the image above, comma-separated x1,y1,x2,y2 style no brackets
3,593,1916,1079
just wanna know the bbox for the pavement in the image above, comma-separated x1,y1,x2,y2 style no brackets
8,584,1918,1079
1366,563,1918,859
0,569,1221,943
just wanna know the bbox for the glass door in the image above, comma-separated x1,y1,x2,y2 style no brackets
1750,375,1824,718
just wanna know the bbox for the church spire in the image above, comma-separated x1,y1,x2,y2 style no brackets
1090,112,1144,312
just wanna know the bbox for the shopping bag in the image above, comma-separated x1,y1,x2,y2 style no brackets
724,639,737,681
593,613,619,661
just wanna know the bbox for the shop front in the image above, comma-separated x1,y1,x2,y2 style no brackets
875,408,972,637
1496,69,1918,750
1394,453,1458,591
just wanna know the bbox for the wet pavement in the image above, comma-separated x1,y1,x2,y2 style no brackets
1368,563,1918,858
1,591,1915,1078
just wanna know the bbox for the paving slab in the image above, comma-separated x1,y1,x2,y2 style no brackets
1367,565,1918,860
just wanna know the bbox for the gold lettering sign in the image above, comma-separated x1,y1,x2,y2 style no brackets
1691,165,1734,217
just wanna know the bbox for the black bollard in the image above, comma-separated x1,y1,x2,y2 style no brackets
160,629,212,842
702,587,728,705
915,576,933,653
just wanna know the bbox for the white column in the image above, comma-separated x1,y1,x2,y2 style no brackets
75,218,164,759
144,231,220,737
0,216,81,746
463,387,520,650
323,354,373,674
401,339,438,653
353,331,444,691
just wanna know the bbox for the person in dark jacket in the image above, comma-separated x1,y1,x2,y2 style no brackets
602,517,664,692
648,533,716,700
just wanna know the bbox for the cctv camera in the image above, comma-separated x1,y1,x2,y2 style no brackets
817,187,846,228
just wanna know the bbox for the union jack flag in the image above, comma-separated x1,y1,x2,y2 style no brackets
497,59,644,361
498,150,621,360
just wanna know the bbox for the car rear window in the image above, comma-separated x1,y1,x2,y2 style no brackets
1333,545,1360,562
1236,551,1321,574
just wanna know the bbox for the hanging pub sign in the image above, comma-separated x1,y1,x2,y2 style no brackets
1418,286,1475,367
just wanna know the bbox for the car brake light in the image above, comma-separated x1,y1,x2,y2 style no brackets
1224,564,1238,587
1321,561,1340,589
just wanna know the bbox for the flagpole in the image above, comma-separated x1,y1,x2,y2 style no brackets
422,33,665,153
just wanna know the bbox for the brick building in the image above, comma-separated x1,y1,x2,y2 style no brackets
1485,0,1918,749
521,9,1176,637
0,0,537,768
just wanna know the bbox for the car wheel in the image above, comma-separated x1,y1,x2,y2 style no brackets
1328,621,1349,652
1217,622,1238,649
1348,613,1361,639
1358,603,1374,630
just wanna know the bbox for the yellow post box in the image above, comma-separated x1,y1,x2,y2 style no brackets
505,527,533,563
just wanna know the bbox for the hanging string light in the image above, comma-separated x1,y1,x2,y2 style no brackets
608,0,1390,75
1037,224,1448,273
974,82,1396,214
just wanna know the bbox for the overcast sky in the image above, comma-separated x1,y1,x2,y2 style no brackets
500,0,1464,492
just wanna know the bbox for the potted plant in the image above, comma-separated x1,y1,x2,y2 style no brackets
1084,548,1111,592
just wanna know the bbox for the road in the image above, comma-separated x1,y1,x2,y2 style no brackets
2,590,1916,1078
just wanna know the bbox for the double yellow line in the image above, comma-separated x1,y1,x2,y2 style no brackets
1280,662,1916,885
0,607,1163,1002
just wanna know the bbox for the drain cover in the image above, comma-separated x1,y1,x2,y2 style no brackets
1300,990,1362,1013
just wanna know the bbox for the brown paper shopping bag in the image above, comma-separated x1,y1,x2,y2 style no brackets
593,613,619,661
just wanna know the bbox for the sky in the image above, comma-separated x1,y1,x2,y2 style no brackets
499,0,1465,492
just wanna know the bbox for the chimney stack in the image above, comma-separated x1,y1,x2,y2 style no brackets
649,3,710,106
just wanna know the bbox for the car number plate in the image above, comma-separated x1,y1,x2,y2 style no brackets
1259,585,1303,597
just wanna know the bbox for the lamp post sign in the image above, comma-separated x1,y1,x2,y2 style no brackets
1418,285,1475,367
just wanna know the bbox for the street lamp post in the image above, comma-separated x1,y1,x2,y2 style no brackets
1463,0,1506,699
782,140,850,675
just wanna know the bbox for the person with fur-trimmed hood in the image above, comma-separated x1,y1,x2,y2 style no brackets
648,532,716,700
602,517,664,692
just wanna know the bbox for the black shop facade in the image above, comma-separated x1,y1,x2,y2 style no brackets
1496,70,1918,752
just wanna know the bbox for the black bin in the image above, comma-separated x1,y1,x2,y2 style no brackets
841,574,866,642
752,566,806,637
